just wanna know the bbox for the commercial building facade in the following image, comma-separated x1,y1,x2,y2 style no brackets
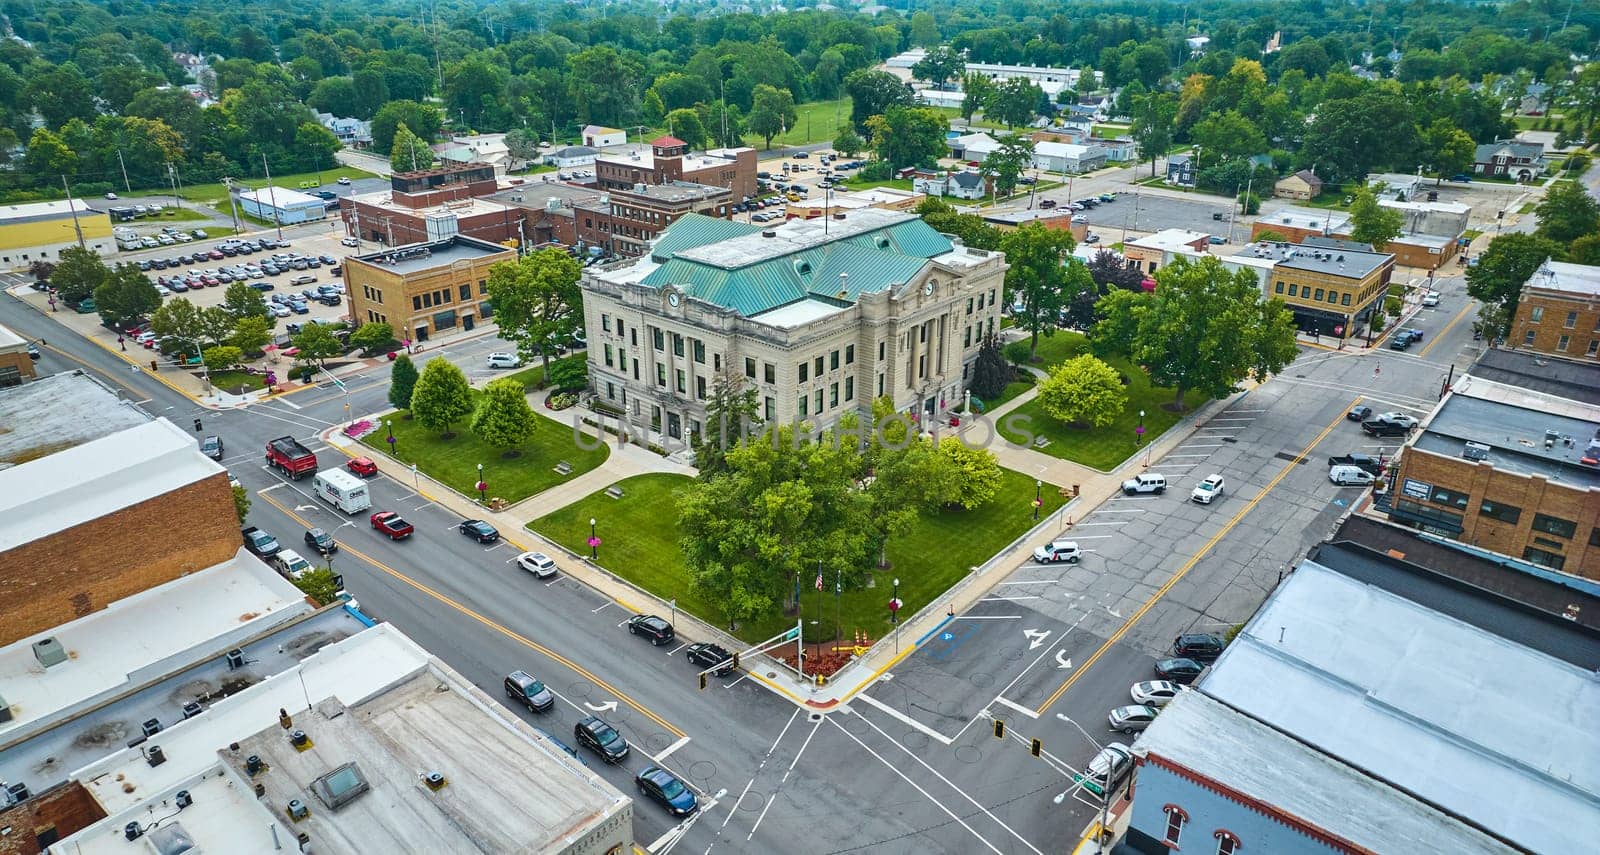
573,181,732,258
1239,241,1393,337
1507,260,1600,358
237,186,328,225
343,231,514,343
0,323,37,386
0,199,115,270
580,209,1006,442
595,136,758,202
339,163,529,248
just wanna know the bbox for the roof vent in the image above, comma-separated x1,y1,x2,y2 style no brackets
1463,441,1490,461
761,229,777,238
32,637,66,668
833,211,847,220
1336,254,1345,262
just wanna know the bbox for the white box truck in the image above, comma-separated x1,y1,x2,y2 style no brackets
313,467,372,514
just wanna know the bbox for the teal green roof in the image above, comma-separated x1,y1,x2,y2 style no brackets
639,212,953,318
649,214,763,262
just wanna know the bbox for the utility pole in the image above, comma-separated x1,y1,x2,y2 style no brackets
223,178,241,234
116,149,131,193
166,163,180,209
61,175,86,249
262,154,284,241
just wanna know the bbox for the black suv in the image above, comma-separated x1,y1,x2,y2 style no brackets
686,642,735,676
504,670,555,713
574,715,630,763
303,527,338,555
627,614,675,645
1362,418,1411,437
1172,633,1226,663
1327,454,1384,476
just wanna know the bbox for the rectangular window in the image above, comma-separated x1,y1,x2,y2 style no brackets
714,353,722,372
845,376,854,401
764,362,776,384
616,318,624,338
831,350,840,371
604,343,614,367
1314,288,1324,301
653,328,665,351
1479,500,1522,524
693,340,705,363
656,364,667,387
815,389,824,413
459,284,471,301
606,381,615,400
814,356,824,376
1428,486,1469,510
632,358,639,380
1288,284,1298,296
745,357,756,379
1341,292,1351,306
413,295,423,311
798,395,808,417
676,369,686,393
1530,306,1544,323
630,328,637,346
1522,545,1567,571
1590,527,1600,547
1524,330,1537,346
764,396,775,420
879,341,886,360
696,376,706,400
799,362,809,382
673,334,684,357
988,288,996,306
1274,281,1284,294
965,327,972,348
829,383,839,408
966,297,974,315
877,374,884,396
1532,513,1577,539
1589,340,1598,357
602,314,611,332
1559,335,1571,352
1566,310,1578,328
846,344,855,364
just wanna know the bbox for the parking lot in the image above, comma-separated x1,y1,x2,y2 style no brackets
1072,192,1237,242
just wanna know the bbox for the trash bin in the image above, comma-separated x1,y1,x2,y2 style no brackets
301,368,313,383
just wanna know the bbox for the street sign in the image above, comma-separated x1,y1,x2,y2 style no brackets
888,597,902,612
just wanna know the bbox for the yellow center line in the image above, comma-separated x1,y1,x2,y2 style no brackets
255,490,686,738
1033,401,1355,715
1416,299,1475,360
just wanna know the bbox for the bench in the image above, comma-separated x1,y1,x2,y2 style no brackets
553,461,573,475
604,486,624,499
1033,436,1052,449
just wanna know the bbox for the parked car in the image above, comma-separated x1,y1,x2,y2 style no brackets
1039,199,1057,209
504,670,555,713
626,614,675,645
347,457,378,477
1389,333,1412,350
1032,540,1082,563
1121,473,1166,495
200,435,224,460
337,177,352,185
1421,291,1440,307
1362,419,1411,437
1130,680,1182,707
1154,657,1205,684
458,519,500,543
636,766,698,817
1346,405,1373,422
1329,464,1377,486
1189,474,1225,504
1327,453,1384,476
516,551,559,579
1172,633,1226,663
1073,742,1134,797
487,352,523,369
1107,704,1159,734
304,527,338,555
370,511,414,539
1374,412,1419,429
685,642,736,676
340,236,359,247
1449,173,1472,182
573,715,630,763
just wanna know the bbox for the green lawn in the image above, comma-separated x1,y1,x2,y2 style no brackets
361,400,608,504
207,369,265,393
180,167,379,206
750,97,853,148
999,331,1200,471
502,354,585,392
532,468,1068,644
975,373,1036,412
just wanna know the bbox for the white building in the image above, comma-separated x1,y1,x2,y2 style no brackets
0,198,117,270
236,186,328,225
913,170,988,200
1032,141,1107,174
545,144,601,169
581,208,1007,440
443,133,527,175
948,132,1001,161
886,48,1086,99
582,125,628,149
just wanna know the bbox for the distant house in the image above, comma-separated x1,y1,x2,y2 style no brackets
913,170,989,200
581,126,627,149
948,132,1001,161
1167,153,1195,185
1033,142,1107,175
1087,137,1136,162
544,145,600,169
1186,36,1211,53
316,112,372,148
443,133,526,175
1274,170,1323,201
1474,139,1545,182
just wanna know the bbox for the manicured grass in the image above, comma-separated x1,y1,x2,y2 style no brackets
502,354,585,392
1518,202,1537,214
180,167,379,206
207,369,265,393
361,398,608,504
748,97,853,148
978,373,1036,412
999,331,1200,471
532,468,1068,644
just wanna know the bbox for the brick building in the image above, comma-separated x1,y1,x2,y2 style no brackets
595,136,759,201
1235,241,1393,338
1122,228,1212,275
573,181,732,258
1250,206,1351,244
1385,352,1600,579
0,323,37,386
340,163,527,248
486,183,603,248
1508,260,1600,359
343,228,515,343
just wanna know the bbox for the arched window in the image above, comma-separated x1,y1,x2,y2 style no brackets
1162,804,1188,846
1214,829,1242,854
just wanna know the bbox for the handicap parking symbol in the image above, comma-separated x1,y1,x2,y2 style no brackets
940,631,955,642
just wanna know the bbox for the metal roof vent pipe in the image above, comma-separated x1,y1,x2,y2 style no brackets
761,230,778,238
833,211,847,220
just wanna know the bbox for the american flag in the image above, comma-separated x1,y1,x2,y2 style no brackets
815,572,824,591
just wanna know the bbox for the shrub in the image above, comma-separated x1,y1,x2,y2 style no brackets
1003,339,1034,365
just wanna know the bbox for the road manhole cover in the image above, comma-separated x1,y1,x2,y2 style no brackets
689,760,716,781
955,745,983,764
740,790,765,811
970,672,994,688
903,732,929,750
567,680,594,697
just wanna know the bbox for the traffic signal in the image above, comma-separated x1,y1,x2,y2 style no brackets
731,652,740,670
698,672,707,691
992,719,1005,739
193,417,202,432
1030,738,1042,758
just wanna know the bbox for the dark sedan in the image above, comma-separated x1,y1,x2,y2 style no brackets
1346,405,1372,422
458,519,500,543
627,614,675,645
636,765,698,817
574,715,630,763
686,642,735,676
303,527,338,555
1154,657,1205,684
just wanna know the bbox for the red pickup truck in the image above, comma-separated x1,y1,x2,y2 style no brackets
265,436,317,479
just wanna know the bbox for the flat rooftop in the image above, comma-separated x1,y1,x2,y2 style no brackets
1413,375,1600,489
1524,258,1600,298
1238,240,1393,279
982,209,1075,225
750,298,846,328
0,417,221,552
1127,228,1209,252
0,198,98,224
597,144,745,173
589,180,729,205
0,371,151,467
1259,204,1352,233
1470,346,1600,405
0,552,313,753
237,187,323,208
1137,691,1518,853
1200,560,1600,853
350,235,512,275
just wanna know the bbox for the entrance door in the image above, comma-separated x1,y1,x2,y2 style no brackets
415,324,429,342
666,412,682,439
463,313,475,331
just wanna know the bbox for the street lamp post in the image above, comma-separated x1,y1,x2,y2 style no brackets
1034,479,1043,521
476,463,486,504
386,419,395,455
891,577,902,654
1136,409,1145,446
589,517,599,560
1054,713,1115,854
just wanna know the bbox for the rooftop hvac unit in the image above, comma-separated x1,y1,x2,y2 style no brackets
545,198,559,212
32,637,66,668
225,649,245,669
1463,441,1490,461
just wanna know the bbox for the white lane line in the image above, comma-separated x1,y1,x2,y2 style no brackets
1163,453,1211,458
746,794,779,842
721,778,755,829
591,602,612,614
1182,442,1226,448
764,708,801,761
132,398,153,405
668,642,689,655
1097,508,1148,513
1066,534,1116,540
994,697,1040,719
413,501,438,512
1070,521,1127,527
278,397,302,410
955,615,1023,620
656,735,692,761
723,673,750,688
981,595,1041,602
787,718,823,772
854,692,955,746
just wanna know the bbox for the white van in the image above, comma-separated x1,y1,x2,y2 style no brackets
313,467,372,514
1328,465,1376,486
273,548,314,579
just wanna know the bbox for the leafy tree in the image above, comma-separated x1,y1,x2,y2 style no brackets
23,127,77,177
1255,229,1289,242
746,84,797,149
1037,354,1128,428
832,126,865,158
985,136,1035,198
389,354,419,410
1091,255,1298,409
409,357,474,436
198,306,236,346
935,437,1001,509
351,68,389,119
566,46,645,128
28,260,56,285
230,315,273,354
52,246,110,305
663,108,710,151
989,77,1043,129
151,298,204,342
1059,258,1102,330
696,100,746,148
202,344,243,373
390,122,435,172
232,484,251,524
909,11,940,48
296,122,341,170
221,282,272,322
864,105,947,170
1466,233,1566,334
370,100,443,152
1300,91,1421,183
916,198,1002,250
485,247,583,376
472,377,537,453
1569,233,1600,266
1422,119,1476,183
1131,93,1177,178
505,128,542,162
867,434,961,565
309,77,360,118
1087,249,1145,291
694,372,762,476
1237,191,1262,215
93,264,161,327
291,566,343,605
291,324,342,368
960,72,997,124
912,46,965,90
546,357,587,391
968,335,1015,403
1001,222,1077,358
1348,187,1406,251
23,62,96,129
844,69,913,131
349,322,396,354
1192,110,1268,161
1534,181,1600,244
